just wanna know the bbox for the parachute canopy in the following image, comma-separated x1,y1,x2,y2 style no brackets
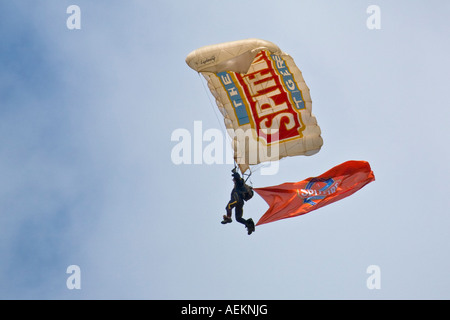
186,39,323,173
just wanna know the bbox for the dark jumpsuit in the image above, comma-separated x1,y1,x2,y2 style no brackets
225,173,249,226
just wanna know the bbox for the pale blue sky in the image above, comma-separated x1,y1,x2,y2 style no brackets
1,1,449,299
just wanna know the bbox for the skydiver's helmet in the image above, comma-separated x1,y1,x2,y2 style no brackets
231,168,240,181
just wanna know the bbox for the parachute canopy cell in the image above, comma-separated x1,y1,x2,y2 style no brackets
186,39,323,173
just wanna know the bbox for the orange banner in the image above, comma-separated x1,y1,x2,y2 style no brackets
254,161,375,226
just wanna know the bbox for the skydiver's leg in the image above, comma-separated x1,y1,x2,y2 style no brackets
234,203,248,226
226,200,236,218
225,192,239,219
222,200,235,224
235,202,255,234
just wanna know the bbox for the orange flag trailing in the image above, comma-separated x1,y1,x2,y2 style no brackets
254,161,375,226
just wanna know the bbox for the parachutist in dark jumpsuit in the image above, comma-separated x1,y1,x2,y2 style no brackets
221,168,255,235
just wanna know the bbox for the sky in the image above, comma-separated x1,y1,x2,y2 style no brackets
1,0,450,300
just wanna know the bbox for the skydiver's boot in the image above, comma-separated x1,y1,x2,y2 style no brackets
221,215,232,224
246,218,255,235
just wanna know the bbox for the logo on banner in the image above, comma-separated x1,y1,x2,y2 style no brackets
297,178,341,206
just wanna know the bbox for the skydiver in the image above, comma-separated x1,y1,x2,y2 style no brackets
221,167,255,235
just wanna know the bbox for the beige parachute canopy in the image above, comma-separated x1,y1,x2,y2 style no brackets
186,38,323,173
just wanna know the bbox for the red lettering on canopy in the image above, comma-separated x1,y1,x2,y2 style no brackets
234,51,303,144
